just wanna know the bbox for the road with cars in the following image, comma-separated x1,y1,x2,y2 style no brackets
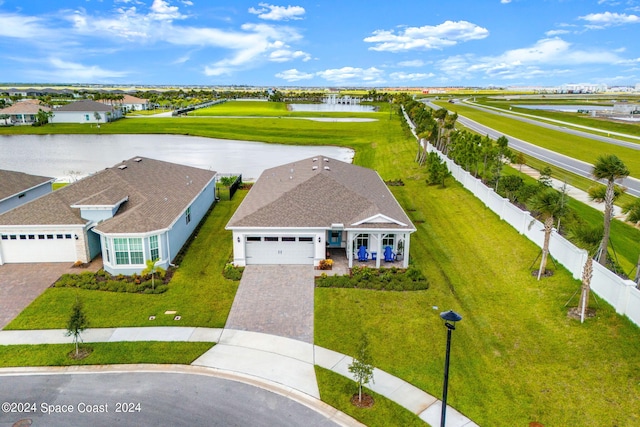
422,100,640,197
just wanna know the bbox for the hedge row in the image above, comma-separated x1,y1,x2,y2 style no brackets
54,271,168,294
315,266,429,291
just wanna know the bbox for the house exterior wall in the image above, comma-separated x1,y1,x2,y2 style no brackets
0,181,52,214
50,110,122,124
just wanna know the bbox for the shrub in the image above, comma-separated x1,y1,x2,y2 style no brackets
53,270,169,294
223,263,244,280
315,267,429,291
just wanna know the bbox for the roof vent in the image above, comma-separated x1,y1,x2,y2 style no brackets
312,166,318,170
133,158,142,162
313,157,318,162
324,158,329,162
324,166,330,171
118,165,127,170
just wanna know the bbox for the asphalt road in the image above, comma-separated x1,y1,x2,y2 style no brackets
423,100,640,197
0,372,341,427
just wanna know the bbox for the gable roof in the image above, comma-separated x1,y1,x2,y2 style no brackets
0,170,54,202
226,156,415,231
0,101,51,115
54,100,116,113
0,157,216,233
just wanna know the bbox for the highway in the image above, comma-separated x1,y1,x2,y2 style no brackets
422,100,640,197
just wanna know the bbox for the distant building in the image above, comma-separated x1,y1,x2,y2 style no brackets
50,100,123,124
0,100,51,125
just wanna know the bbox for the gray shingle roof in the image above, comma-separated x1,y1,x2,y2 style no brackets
0,157,216,233
0,170,53,202
226,156,415,230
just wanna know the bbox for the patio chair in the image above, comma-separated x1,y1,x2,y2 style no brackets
384,246,396,262
357,245,369,262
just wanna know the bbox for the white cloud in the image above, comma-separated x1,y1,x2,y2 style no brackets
501,0,512,3
364,20,489,52
579,11,640,27
269,49,311,62
389,71,434,81
248,3,305,21
397,59,425,67
0,13,56,39
435,37,625,81
275,68,314,81
149,0,186,21
316,67,385,84
43,57,129,82
545,29,570,36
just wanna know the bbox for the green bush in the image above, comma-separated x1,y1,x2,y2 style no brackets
223,263,244,280
53,270,169,294
314,267,429,291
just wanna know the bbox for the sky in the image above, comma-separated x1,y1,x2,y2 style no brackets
0,0,639,87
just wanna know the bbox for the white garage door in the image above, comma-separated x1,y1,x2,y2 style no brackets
0,232,78,263
245,236,314,265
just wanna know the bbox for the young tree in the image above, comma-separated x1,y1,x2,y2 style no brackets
142,258,165,290
426,152,450,187
34,109,53,126
529,188,565,280
591,155,629,266
66,297,89,358
348,334,374,404
0,114,10,125
94,111,102,125
538,166,553,188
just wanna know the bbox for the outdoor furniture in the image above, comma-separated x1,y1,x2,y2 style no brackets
358,245,369,262
384,246,396,262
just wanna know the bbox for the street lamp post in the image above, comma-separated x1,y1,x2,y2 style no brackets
440,310,462,427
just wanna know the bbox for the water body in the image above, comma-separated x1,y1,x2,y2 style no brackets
288,104,375,112
515,104,612,113
0,134,354,181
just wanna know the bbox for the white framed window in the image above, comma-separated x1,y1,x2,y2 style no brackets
355,234,369,249
382,235,395,248
114,237,144,265
185,206,191,224
149,235,159,260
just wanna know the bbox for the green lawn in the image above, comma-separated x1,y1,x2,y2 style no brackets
435,101,640,179
315,366,427,427
6,193,245,329
0,342,214,367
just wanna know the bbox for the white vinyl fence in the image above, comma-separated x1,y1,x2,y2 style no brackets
421,138,640,326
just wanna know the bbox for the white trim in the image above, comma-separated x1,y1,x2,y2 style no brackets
352,213,407,227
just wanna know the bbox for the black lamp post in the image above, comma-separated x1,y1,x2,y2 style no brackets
440,309,462,427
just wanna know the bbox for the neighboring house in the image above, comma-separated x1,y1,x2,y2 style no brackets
226,156,416,268
0,157,217,275
100,94,150,112
0,100,52,125
0,170,54,214
50,100,123,124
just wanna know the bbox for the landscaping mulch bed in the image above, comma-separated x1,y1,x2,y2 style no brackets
350,393,374,408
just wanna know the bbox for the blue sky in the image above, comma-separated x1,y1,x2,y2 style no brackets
0,0,639,87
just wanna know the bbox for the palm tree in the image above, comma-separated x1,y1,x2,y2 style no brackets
591,155,629,266
529,188,565,280
623,198,640,224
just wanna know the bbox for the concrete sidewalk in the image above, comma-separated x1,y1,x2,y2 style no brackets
0,327,478,427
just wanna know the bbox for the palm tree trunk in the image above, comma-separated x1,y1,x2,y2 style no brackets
578,257,593,323
537,217,553,280
597,181,615,266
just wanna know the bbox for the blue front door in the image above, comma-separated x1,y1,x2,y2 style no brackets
327,230,342,247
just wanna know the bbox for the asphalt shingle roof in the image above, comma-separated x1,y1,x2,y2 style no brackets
227,156,414,230
0,170,53,202
0,157,216,233
54,100,116,112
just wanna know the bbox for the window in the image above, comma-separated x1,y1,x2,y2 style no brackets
28,235,35,240
282,237,296,242
264,237,278,242
382,235,395,248
10,235,17,240
185,206,191,224
65,234,72,239
18,193,25,199
355,234,369,249
46,234,53,239
299,237,313,242
85,114,90,121
113,237,144,265
149,235,159,260
20,235,26,240
56,234,63,239
246,236,261,242
38,235,45,240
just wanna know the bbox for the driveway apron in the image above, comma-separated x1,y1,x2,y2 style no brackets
226,265,315,343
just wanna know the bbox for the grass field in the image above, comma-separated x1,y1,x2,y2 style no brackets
0,342,214,367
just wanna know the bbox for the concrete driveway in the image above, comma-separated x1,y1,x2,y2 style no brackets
225,265,315,343
0,260,101,329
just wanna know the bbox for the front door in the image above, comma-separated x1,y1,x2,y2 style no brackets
327,230,342,247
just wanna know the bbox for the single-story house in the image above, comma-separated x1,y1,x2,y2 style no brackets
0,157,217,275
50,100,123,124
100,94,150,112
0,169,54,214
0,100,52,125
226,156,415,268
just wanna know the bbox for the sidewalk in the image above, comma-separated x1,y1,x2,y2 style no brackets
0,327,478,427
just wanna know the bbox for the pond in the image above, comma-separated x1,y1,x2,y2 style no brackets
288,104,375,112
0,134,354,181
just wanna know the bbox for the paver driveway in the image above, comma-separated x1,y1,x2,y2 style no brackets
226,265,315,343
0,261,101,329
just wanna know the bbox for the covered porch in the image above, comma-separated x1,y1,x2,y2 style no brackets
324,229,411,269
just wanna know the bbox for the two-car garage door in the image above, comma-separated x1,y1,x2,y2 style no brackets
0,232,78,263
245,236,315,265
